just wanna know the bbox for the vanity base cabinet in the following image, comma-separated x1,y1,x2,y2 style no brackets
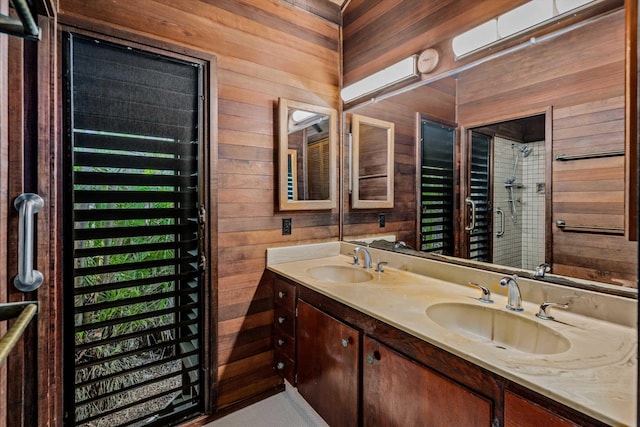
363,336,493,427
296,300,360,427
274,275,611,427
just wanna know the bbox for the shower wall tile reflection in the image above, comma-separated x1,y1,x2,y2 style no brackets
521,140,546,270
492,137,545,269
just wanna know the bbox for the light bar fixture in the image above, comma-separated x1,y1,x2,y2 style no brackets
341,55,418,103
498,0,554,38
555,0,595,13
452,20,498,58
452,0,598,59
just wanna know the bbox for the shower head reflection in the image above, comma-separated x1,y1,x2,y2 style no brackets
520,145,533,157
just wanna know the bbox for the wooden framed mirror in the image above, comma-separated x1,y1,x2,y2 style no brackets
278,98,337,211
351,114,394,209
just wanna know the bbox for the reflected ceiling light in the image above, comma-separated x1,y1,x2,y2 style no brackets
556,0,595,13
291,110,316,123
452,0,597,60
498,0,554,38
341,55,418,103
452,20,498,57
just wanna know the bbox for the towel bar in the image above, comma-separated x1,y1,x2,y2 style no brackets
555,220,624,235
554,150,624,161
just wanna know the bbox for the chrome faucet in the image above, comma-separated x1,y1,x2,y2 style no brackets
499,274,523,312
533,263,551,278
353,246,372,269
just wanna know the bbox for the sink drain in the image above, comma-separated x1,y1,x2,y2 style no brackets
495,345,507,350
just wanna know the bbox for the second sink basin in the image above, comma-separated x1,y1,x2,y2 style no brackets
307,265,373,283
426,302,571,355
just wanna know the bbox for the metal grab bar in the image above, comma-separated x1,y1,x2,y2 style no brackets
14,193,44,292
496,208,505,237
554,150,624,161
0,0,41,40
0,302,38,366
465,197,476,232
555,220,624,235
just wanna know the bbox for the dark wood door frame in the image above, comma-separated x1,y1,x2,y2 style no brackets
3,12,58,427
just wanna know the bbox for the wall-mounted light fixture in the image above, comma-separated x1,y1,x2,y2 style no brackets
452,0,598,58
341,55,418,103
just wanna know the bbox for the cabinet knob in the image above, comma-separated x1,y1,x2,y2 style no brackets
277,316,286,324
341,338,349,348
276,362,285,370
277,338,286,346
278,291,286,299
366,351,381,365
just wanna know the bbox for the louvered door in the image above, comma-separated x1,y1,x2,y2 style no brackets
467,131,492,262
62,33,206,427
419,120,455,255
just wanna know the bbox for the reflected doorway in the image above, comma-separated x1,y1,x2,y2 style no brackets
467,114,547,269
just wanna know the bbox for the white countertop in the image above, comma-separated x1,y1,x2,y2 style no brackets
267,242,638,426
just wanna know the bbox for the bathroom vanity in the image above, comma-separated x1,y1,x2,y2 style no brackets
267,242,637,427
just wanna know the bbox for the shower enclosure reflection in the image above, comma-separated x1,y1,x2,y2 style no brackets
504,144,534,224
419,114,546,269
492,137,545,270
467,114,546,269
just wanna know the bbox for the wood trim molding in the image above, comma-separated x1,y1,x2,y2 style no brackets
0,0,8,424
625,0,638,241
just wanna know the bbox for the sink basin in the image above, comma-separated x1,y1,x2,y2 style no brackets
307,265,373,283
426,302,570,355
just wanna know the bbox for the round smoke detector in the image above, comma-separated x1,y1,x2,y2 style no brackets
417,48,440,74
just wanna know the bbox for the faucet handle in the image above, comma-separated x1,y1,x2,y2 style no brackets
534,263,551,278
352,252,359,266
375,261,388,273
535,302,569,320
468,282,493,303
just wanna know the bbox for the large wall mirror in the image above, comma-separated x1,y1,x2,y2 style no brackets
351,114,394,208
278,98,337,211
341,3,637,298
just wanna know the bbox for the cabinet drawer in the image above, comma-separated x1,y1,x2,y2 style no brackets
274,277,296,309
274,351,295,384
274,329,295,358
274,305,295,337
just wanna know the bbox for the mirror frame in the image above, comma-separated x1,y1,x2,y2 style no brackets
351,114,395,209
278,98,337,211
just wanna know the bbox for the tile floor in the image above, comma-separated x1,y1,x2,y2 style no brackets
205,383,328,427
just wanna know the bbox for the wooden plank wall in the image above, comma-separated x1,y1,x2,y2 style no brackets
456,10,626,122
342,79,455,246
58,0,341,412
342,0,530,85
552,97,636,284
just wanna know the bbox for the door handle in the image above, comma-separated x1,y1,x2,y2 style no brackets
13,193,44,292
496,208,505,237
465,197,476,232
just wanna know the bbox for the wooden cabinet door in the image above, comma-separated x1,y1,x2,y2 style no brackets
297,300,360,427
504,391,580,427
363,336,492,427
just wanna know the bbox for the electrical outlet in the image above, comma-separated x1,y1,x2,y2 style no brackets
282,218,292,235
378,213,386,228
